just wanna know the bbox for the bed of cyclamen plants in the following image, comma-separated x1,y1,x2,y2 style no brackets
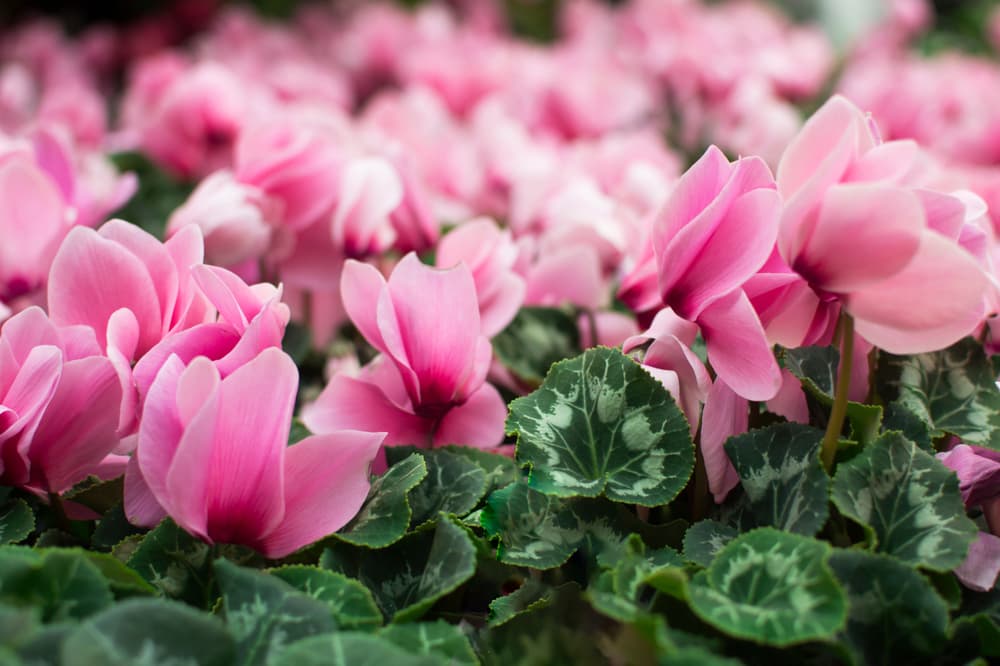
5,0,1000,664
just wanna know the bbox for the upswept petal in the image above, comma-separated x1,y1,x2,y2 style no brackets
698,290,781,401
259,430,384,559
434,382,507,449
340,258,389,353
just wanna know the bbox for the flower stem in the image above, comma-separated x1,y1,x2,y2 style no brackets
821,314,854,471
692,433,709,522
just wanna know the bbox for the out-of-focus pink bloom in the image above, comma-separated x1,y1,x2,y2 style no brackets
235,117,343,230
775,95,988,354
302,254,506,453
331,157,403,257
0,156,69,316
124,348,383,558
0,307,123,495
139,63,247,179
623,308,710,430
939,444,1000,591
436,217,524,337
47,220,212,361
167,170,274,273
388,160,440,253
577,310,638,349
37,81,106,149
707,79,801,168
400,34,508,117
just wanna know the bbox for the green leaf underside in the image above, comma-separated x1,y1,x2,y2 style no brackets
336,454,428,548
269,633,440,666
125,520,215,606
493,306,581,384
687,528,847,646
828,550,948,665
508,347,694,505
831,432,978,570
385,448,487,526
683,520,738,568
488,579,559,626
269,566,382,631
878,337,1000,448
215,559,336,666
725,423,830,536
321,517,476,622
60,598,234,666
379,621,478,665
0,548,112,622
0,500,33,545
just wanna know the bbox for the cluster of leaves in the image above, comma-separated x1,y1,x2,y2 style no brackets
3,309,1000,664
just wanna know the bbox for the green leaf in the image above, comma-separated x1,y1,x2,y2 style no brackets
881,401,934,452
16,623,73,665
322,517,476,622
587,535,685,622
877,337,1000,448
488,579,559,627
91,504,145,552
379,621,477,665
385,448,487,526
441,445,520,496
0,548,112,621
76,550,155,597
335,454,427,548
724,423,830,536
269,566,382,631
828,550,948,665
269,633,440,666
682,520,738,568
64,476,124,515
687,528,847,646
783,345,839,398
61,598,235,666
125,519,215,606
492,306,581,385
0,603,38,649
215,559,336,666
508,347,694,505
831,432,978,570
0,500,33,545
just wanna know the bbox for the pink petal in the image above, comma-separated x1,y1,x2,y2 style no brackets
48,226,162,355
167,349,294,545
434,383,507,449
301,374,432,447
698,290,781,401
386,254,482,407
331,158,403,256
767,369,809,424
954,531,1000,592
701,379,746,503
654,146,732,247
258,430,384,558
340,259,389,353
0,160,66,282
29,356,122,493
524,245,607,310
480,274,525,338
665,187,781,319
132,324,239,402
124,453,167,527
794,184,924,293
623,308,699,353
849,233,988,354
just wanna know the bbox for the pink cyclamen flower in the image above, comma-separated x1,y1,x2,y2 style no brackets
302,253,506,452
435,217,524,337
166,170,274,274
938,444,1000,591
775,95,988,353
0,307,123,495
125,347,384,559
330,157,404,258
646,144,783,402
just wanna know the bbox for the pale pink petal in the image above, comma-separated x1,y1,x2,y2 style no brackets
480,274,525,338
0,160,66,281
701,379,746,503
654,146,731,247
579,311,639,349
331,158,403,256
954,531,1000,592
434,383,507,449
525,245,607,310
340,258,389,353
795,184,924,293
124,453,167,527
132,324,239,402
767,369,809,424
258,430,384,558
136,355,189,517
698,290,781,401
849,233,988,354
301,374,431,447
623,308,699,352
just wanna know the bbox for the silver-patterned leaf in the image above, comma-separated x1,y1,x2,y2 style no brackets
508,347,694,505
831,432,978,570
682,520,738,568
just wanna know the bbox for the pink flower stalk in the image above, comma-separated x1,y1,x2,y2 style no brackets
302,253,506,452
166,170,274,275
125,348,383,558
435,217,524,337
0,307,123,495
775,95,988,354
